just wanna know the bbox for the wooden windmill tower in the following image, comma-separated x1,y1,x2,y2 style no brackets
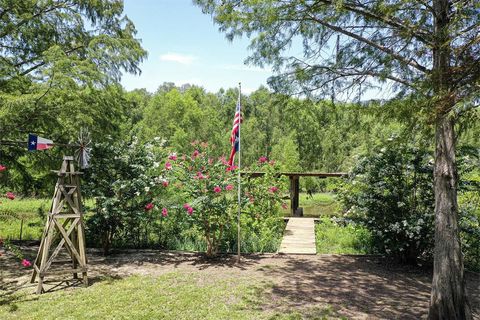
31,156,88,294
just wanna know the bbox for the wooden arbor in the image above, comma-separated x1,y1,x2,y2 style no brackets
283,172,346,216
31,156,88,294
244,171,347,216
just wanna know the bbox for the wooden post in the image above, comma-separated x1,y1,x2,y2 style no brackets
290,175,300,216
31,156,88,293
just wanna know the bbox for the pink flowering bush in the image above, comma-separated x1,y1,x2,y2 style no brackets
238,157,287,252
165,143,237,256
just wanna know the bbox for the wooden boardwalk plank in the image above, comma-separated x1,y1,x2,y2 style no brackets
278,217,316,254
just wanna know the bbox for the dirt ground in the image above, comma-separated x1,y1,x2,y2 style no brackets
1,247,479,319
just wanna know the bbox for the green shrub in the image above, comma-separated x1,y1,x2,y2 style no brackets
83,137,170,254
340,141,435,263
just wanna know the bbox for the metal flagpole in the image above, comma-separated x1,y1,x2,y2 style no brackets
236,82,242,263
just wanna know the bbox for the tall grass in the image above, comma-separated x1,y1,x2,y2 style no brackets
315,217,372,254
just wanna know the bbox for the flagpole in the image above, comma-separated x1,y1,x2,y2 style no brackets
236,82,242,263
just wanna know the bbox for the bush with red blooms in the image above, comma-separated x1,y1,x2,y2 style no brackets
165,143,238,256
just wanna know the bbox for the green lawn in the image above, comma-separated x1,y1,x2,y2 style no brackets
281,192,341,217
0,198,49,240
315,218,372,254
0,198,96,241
0,272,340,320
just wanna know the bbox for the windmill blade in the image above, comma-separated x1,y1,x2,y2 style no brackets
75,128,92,169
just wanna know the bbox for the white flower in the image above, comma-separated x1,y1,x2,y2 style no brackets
153,162,160,168
144,187,150,192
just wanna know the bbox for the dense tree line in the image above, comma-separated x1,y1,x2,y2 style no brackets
2,80,479,196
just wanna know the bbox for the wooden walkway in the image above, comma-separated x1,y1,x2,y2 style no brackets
278,217,317,254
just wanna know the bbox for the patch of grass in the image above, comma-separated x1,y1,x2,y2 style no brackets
0,198,49,240
281,193,341,217
315,217,372,254
0,272,347,320
0,198,94,240
0,198,49,217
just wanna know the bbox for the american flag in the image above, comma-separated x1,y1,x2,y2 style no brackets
228,95,241,166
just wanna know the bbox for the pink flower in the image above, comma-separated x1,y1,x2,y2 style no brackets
162,207,168,217
6,192,15,200
226,184,234,191
219,156,229,166
213,186,222,193
0,165,6,172
282,203,288,209
192,150,200,158
165,162,172,170
208,158,214,165
182,204,195,215
269,160,275,166
195,171,205,180
162,180,169,187
259,156,268,164
22,259,31,267
268,186,278,193
145,203,154,211
226,165,238,172
168,153,177,161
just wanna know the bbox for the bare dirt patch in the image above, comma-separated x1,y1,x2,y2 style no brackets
1,247,479,319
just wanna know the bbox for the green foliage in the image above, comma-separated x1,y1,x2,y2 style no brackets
0,0,146,195
340,141,435,263
315,217,372,254
458,147,480,271
165,143,238,256
83,137,169,254
136,86,226,154
238,158,287,253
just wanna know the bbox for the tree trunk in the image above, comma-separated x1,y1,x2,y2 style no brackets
428,114,472,319
428,1,471,318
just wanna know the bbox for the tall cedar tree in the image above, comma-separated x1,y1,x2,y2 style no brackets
195,0,479,318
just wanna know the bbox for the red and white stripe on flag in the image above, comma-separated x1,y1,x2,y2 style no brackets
228,96,241,166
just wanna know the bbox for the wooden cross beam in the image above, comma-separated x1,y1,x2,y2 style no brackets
30,156,88,294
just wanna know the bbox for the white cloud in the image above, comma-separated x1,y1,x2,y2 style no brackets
160,53,197,65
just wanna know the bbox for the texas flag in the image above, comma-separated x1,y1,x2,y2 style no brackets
28,134,54,151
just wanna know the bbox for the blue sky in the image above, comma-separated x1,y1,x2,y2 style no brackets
121,0,272,94
120,0,394,100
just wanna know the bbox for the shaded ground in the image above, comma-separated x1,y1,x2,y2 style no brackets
1,247,479,319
